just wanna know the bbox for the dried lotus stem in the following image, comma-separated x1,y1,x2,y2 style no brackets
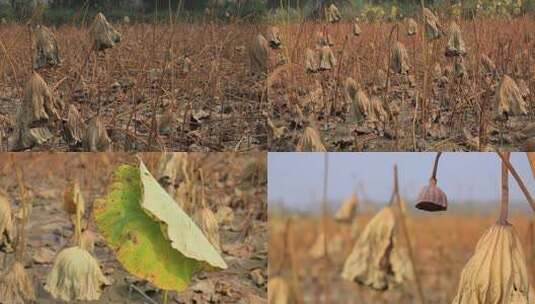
496,152,535,213
499,153,510,224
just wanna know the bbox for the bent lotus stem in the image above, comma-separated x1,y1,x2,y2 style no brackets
430,152,442,182
393,165,426,304
499,153,510,225
496,152,535,213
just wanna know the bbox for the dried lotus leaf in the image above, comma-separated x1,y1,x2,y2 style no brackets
269,26,282,49
268,276,293,304
407,18,418,36
250,34,269,76
0,193,13,250
326,4,342,23
33,25,60,69
346,79,371,124
370,96,388,123
309,231,344,259
64,104,86,145
318,46,336,71
0,262,36,304
342,206,413,290
496,75,528,117
481,54,496,75
83,116,111,152
305,48,319,73
423,8,441,40
296,126,326,152
452,224,533,304
353,22,362,36
193,207,221,252
90,13,121,51
391,42,410,74
334,194,358,222
445,22,466,57
45,246,109,301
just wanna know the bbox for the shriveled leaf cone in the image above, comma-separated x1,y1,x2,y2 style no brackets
423,8,441,40
250,34,269,76
268,276,293,304
334,194,358,222
318,46,336,71
407,18,418,36
45,246,109,301
10,72,61,150
193,208,221,252
90,13,121,51
0,262,36,304
452,224,533,304
342,206,413,290
345,78,366,124
269,26,282,49
326,4,342,23
353,20,362,36
370,96,388,123
33,25,60,69
445,22,466,57
64,104,86,145
0,193,13,250
83,116,111,152
296,126,326,152
305,48,320,73
496,75,528,118
391,42,410,74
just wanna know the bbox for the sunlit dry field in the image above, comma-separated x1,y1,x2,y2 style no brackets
268,16,535,151
0,21,267,152
269,211,535,303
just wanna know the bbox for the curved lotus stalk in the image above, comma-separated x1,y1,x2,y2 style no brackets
423,8,441,40
250,34,269,75
326,4,341,23
391,42,410,74
318,46,336,71
496,75,528,118
452,224,533,304
268,276,293,304
0,262,36,304
33,25,60,69
268,26,282,49
445,22,466,57
193,207,221,252
0,193,13,250
334,194,358,222
90,13,121,51
407,18,418,36
296,126,326,152
341,206,413,290
45,246,110,301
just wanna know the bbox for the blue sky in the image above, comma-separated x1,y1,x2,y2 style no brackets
268,153,535,212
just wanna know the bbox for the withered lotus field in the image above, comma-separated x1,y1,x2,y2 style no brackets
267,16,535,151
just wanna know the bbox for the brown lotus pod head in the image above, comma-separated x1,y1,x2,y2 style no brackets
0,261,36,303
496,75,528,118
90,13,121,51
391,42,410,74
407,18,418,36
423,8,441,40
416,179,447,211
481,54,496,75
304,48,320,73
353,22,362,36
83,116,111,152
33,25,60,69
0,193,13,251
318,46,336,71
326,4,342,23
268,26,282,49
193,207,221,252
64,104,86,145
445,21,466,57
249,34,268,76
297,126,326,152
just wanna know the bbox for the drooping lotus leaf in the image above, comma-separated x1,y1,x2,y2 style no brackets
94,161,227,292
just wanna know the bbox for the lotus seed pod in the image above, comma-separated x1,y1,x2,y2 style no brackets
390,42,410,74
496,75,528,118
445,22,466,57
296,126,326,152
64,104,86,145
33,25,60,69
0,193,13,250
0,261,36,304
249,34,269,75
452,224,533,304
318,46,336,71
407,18,418,36
90,13,121,51
305,48,320,73
415,179,447,211
268,277,292,304
353,21,362,36
342,206,413,290
326,4,342,23
423,8,441,40
45,246,109,301
10,72,61,150
334,194,358,222
193,207,221,252
268,26,282,49
83,116,111,152
481,54,496,75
